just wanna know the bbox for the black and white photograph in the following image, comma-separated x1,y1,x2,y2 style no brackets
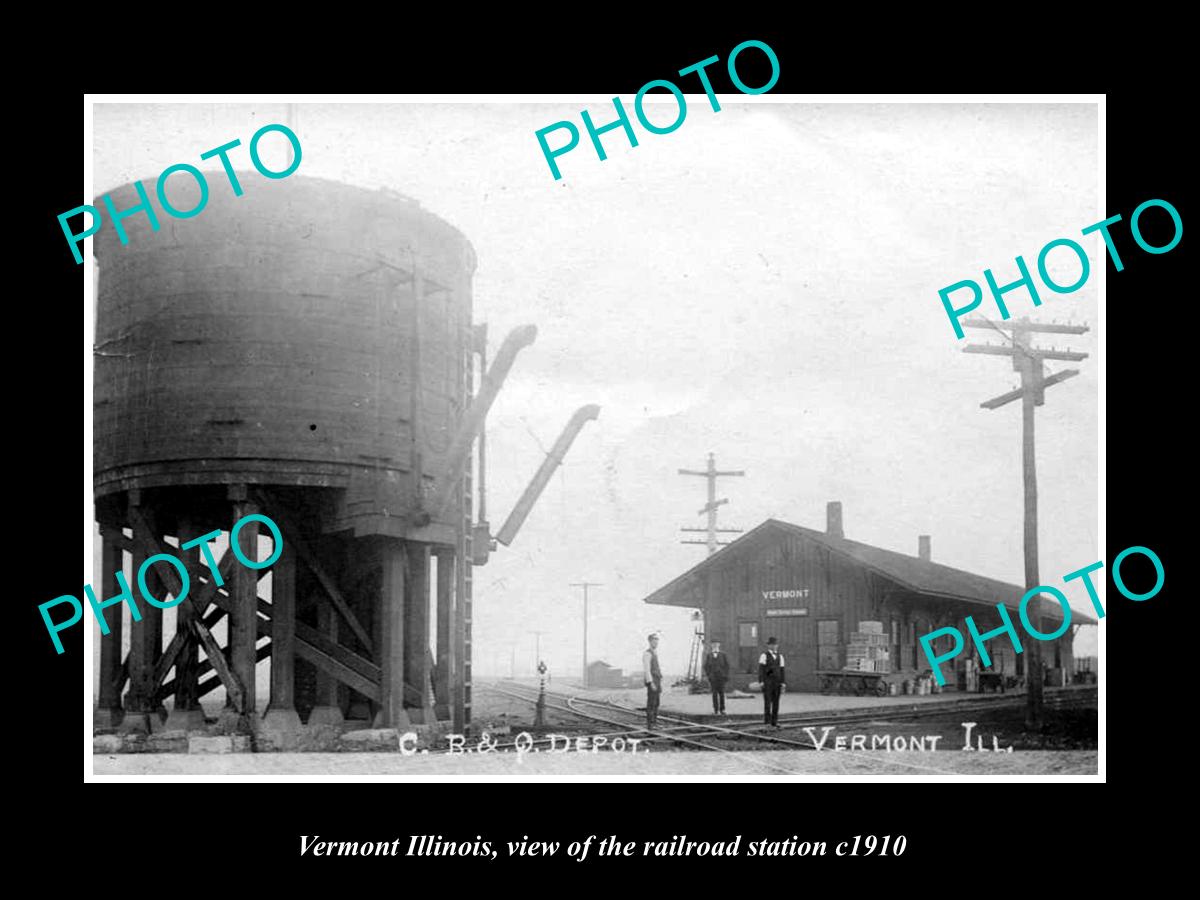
82,95,1103,780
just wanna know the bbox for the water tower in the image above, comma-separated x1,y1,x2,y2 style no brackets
92,174,598,740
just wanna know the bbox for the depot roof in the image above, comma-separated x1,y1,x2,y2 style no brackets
643,519,1097,626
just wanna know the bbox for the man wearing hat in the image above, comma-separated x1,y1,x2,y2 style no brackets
643,633,662,729
702,639,730,716
758,637,787,727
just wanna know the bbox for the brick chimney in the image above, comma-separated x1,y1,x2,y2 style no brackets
919,534,931,561
826,501,844,538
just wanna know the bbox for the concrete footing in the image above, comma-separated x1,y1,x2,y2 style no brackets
94,707,124,729
262,708,303,733
258,708,304,750
164,707,207,732
118,712,152,735
216,706,260,735
261,707,303,744
373,708,413,730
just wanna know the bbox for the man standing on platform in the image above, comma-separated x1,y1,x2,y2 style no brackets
702,639,730,716
758,637,786,727
643,633,662,729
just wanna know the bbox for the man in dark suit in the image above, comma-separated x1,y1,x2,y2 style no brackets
702,639,730,716
758,637,787,727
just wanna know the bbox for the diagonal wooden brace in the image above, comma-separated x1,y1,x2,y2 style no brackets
127,508,237,616
192,618,246,713
252,488,374,654
162,585,384,705
195,644,272,700
155,605,228,702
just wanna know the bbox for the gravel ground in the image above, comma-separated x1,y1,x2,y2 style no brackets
93,748,1096,776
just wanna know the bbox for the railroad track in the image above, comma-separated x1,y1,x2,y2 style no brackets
489,680,1095,736
482,683,972,776
480,681,820,774
482,681,756,745
482,681,1094,763
771,685,1097,731
480,681,1064,777
479,680,1096,777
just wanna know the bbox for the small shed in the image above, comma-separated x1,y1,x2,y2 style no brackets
586,660,626,688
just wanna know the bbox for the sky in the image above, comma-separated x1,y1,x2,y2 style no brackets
91,99,1100,682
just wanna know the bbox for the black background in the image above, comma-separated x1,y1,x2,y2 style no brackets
15,25,1184,882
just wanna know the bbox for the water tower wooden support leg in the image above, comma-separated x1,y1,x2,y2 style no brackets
308,599,344,727
262,541,302,739
164,518,207,732
404,543,433,725
369,563,382,725
224,489,260,733
434,548,455,722
121,499,165,734
95,524,124,729
374,538,411,730
454,531,469,733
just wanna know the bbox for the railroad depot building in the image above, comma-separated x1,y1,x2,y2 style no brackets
643,502,1094,692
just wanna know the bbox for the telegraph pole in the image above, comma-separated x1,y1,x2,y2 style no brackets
569,582,602,688
962,316,1089,731
529,630,544,673
679,452,745,555
678,453,745,682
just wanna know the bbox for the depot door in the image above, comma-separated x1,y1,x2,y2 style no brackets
737,621,759,675
817,618,841,671
771,615,815,689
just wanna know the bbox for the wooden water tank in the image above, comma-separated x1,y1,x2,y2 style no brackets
93,175,476,536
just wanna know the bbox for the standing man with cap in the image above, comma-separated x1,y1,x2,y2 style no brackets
702,639,730,716
758,637,786,727
643,633,662,729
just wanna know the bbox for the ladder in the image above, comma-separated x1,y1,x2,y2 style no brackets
685,625,705,684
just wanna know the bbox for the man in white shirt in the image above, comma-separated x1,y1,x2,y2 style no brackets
643,633,662,729
758,637,787,727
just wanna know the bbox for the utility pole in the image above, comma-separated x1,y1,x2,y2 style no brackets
679,453,744,683
962,316,1089,732
679,452,745,555
569,582,602,688
529,630,544,673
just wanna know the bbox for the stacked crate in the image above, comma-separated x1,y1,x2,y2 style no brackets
845,621,891,673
